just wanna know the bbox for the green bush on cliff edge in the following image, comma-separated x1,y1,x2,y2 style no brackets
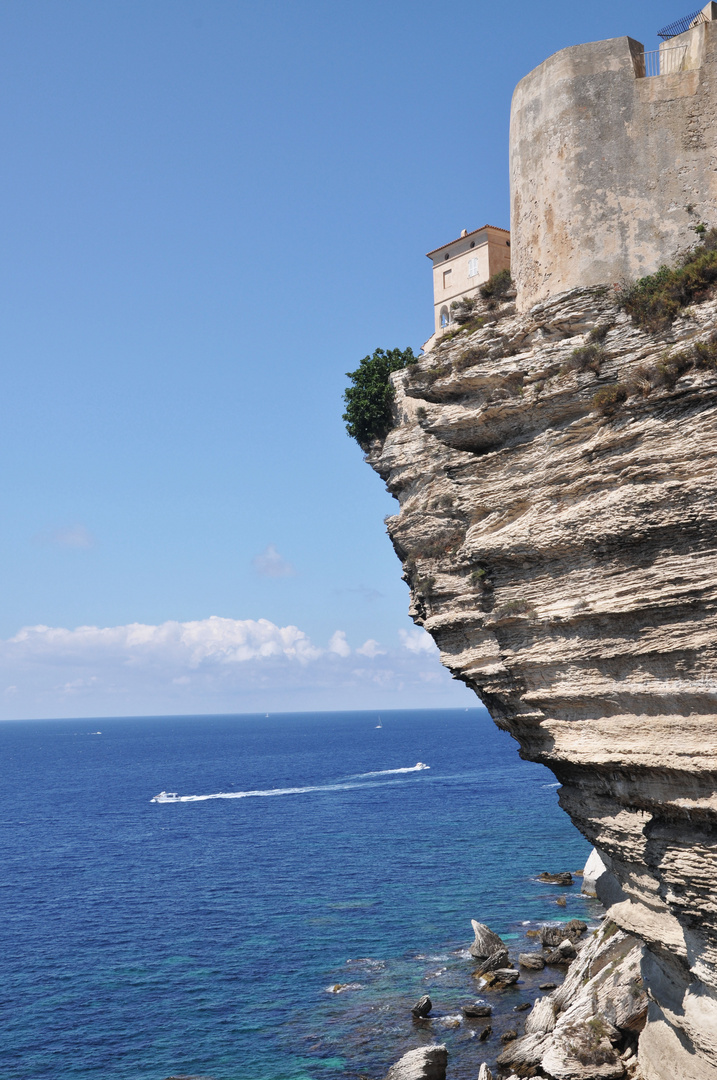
620,228,717,331
343,347,416,449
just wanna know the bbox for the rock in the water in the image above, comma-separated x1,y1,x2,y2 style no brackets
411,994,432,1018
519,952,545,970
500,1029,518,1043
478,1025,492,1041
384,1044,447,1080
462,1003,492,1018
475,948,510,976
539,982,557,990
544,951,566,966
491,968,520,985
544,939,578,964
581,847,609,898
537,871,573,886
514,1002,531,1011
544,944,575,966
470,919,505,960
540,920,586,947
477,1065,493,1080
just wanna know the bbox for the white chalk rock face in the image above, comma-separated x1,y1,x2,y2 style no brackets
368,281,717,1077
384,1044,448,1080
581,847,608,897
525,996,556,1035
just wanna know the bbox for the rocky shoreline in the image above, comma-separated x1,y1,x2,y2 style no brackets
383,852,647,1080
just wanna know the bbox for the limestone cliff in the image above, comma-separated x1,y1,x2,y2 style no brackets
367,286,717,1079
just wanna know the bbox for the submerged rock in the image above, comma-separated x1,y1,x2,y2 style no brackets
538,871,573,886
462,1003,492,1018
411,994,432,1018
469,920,505,960
384,1044,447,1080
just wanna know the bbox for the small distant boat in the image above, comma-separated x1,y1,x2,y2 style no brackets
151,791,180,803
375,715,382,729
414,762,429,771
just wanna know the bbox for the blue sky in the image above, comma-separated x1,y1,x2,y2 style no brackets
0,0,683,718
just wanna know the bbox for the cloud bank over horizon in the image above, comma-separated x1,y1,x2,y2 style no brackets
0,615,474,720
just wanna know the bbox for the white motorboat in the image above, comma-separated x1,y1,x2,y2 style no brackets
151,791,180,803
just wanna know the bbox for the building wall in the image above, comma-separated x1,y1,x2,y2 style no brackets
510,20,717,310
430,227,511,336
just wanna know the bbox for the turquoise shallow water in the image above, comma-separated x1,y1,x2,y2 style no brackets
0,708,599,1080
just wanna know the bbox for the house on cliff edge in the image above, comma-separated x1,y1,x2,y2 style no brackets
424,224,510,351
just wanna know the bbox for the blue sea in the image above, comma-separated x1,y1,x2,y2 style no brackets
0,708,599,1080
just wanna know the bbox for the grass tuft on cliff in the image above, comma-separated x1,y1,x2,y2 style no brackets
343,347,416,449
620,229,717,331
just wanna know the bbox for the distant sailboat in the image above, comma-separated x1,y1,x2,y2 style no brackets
375,715,382,729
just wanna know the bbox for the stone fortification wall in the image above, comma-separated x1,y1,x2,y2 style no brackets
510,23,717,310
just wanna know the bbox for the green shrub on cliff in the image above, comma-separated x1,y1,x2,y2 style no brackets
479,268,513,300
620,228,717,331
343,347,416,449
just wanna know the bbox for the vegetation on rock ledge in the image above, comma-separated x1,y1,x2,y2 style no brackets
343,347,416,449
479,268,513,300
620,228,717,331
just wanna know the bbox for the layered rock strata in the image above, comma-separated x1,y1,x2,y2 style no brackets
497,920,647,1079
367,287,717,1079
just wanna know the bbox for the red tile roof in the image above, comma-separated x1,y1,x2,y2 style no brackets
426,224,510,258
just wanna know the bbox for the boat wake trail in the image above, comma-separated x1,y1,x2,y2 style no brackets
349,762,430,779
150,768,429,804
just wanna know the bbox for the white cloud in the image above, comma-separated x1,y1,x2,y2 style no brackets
9,616,322,667
328,630,351,657
252,544,296,578
356,639,385,657
398,627,438,654
0,615,473,719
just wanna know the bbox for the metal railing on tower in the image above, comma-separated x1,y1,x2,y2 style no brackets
657,8,709,40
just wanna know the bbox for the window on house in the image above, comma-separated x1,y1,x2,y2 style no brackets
440,307,449,327
443,269,451,289
468,258,479,277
